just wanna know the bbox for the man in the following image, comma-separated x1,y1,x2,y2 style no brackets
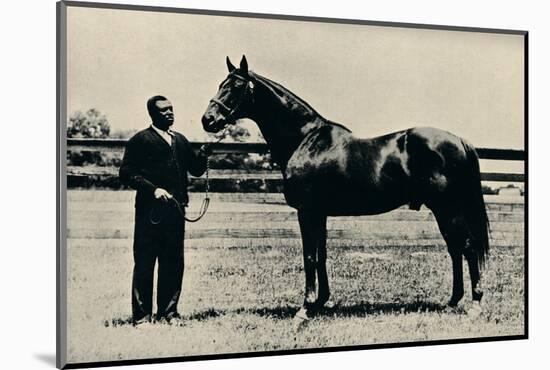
119,95,211,325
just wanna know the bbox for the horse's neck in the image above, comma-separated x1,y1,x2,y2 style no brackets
248,76,324,168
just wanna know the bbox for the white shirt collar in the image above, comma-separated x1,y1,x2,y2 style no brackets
150,124,173,145
151,124,173,136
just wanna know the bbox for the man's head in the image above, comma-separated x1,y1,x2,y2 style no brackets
147,95,174,131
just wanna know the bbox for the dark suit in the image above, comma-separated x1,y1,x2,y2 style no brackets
119,126,207,320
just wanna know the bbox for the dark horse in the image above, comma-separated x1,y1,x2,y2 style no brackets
201,55,490,320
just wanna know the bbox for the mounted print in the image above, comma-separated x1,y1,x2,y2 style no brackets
57,1,528,368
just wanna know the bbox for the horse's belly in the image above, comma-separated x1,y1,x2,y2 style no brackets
284,133,411,215
325,187,408,216
284,178,408,216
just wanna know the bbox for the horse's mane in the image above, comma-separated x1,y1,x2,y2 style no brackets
251,71,319,116
250,71,352,133
325,120,352,133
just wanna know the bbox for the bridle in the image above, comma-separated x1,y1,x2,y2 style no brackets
209,72,253,125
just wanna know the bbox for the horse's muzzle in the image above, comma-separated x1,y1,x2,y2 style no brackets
201,115,225,133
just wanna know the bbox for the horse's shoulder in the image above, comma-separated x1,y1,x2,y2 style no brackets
286,126,351,176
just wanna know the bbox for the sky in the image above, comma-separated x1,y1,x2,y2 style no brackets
66,6,525,175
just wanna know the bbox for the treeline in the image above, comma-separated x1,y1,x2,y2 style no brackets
67,109,277,192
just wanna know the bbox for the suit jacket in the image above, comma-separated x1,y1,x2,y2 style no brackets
119,126,207,210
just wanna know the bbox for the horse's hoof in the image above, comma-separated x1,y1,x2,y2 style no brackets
447,299,461,308
293,317,309,331
293,308,310,331
295,307,309,320
324,300,336,309
444,304,458,314
468,301,483,318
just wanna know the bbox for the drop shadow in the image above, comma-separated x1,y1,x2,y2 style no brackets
33,353,56,367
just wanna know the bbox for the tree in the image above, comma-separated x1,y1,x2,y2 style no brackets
67,108,110,138
110,129,138,139
208,120,251,142
206,121,277,172
67,108,111,167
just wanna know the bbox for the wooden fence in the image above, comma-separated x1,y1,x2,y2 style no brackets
67,191,524,246
67,138,525,184
66,139,525,245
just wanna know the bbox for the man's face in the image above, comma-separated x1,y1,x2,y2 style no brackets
153,99,174,129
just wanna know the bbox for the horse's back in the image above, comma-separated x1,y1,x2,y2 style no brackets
283,124,473,215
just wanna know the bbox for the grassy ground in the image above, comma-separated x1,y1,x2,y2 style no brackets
66,236,524,364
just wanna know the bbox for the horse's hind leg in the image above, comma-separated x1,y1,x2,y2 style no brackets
463,246,484,316
316,220,330,308
464,246,483,302
297,211,328,318
433,208,469,307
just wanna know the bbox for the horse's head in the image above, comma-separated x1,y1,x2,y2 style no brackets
202,55,256,133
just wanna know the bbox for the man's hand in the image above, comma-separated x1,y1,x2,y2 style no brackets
154,188,173,202
199,144,213,157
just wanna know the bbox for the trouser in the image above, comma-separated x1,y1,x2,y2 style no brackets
131,204,185,321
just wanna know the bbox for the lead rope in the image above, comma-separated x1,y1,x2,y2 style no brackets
183,126,229,222
183,155,210,222
149,127,229,224
150,153,210,224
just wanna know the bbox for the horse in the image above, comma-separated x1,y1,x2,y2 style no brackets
201,55,490,320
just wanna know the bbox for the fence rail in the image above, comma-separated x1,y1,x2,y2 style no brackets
67,138,525,183
67,138,525,160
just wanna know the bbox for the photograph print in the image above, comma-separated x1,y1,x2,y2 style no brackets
58,1,527,368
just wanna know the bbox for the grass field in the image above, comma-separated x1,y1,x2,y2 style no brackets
66,191,525,364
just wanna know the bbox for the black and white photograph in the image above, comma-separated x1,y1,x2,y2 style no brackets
56,1,527,368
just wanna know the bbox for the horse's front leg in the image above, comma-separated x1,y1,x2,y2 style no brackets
297,211,328,319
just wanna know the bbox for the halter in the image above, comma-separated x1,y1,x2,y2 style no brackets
209,72,253,124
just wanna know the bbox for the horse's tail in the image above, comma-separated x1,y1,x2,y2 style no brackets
461,139,490,269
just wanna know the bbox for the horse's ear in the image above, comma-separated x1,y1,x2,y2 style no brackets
240,55,248,72
226,56,236,72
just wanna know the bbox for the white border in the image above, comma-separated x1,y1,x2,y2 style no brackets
3,0,548,369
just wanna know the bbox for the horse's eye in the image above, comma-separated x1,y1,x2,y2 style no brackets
234,79,245,87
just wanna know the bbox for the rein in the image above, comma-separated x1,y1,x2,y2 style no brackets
182,154,211,223
183,126,229,222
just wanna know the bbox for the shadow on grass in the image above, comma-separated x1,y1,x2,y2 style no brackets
106,309,223,327
318,301,454,317
106,301,458,327
237,301,453,319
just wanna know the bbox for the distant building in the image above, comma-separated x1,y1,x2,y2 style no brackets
498,185,522,196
